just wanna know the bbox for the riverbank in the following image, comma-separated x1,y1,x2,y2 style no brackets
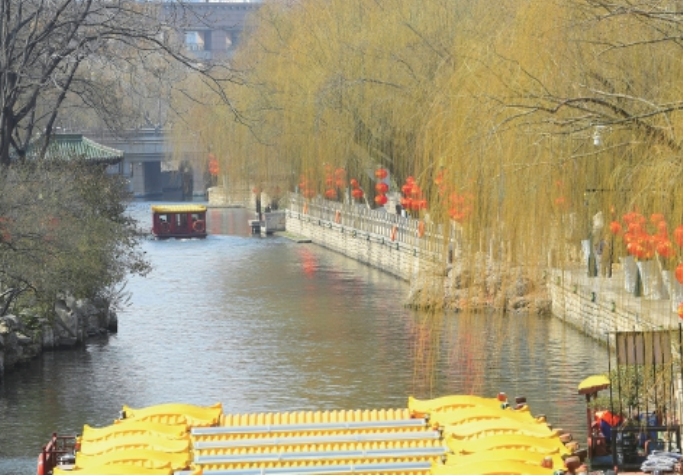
284,201,681,347
284,208,553,317
1,205,608,475
0,295,116,379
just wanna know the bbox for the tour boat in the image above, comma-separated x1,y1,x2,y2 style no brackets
37,394,583,475
151,204,207,239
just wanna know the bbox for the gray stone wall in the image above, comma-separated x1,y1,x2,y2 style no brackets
548,267,679,346
285,211,446,291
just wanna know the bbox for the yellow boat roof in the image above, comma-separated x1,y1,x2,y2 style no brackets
151,205,207,214
59,396,577,475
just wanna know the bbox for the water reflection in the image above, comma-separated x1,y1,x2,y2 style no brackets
0,203,607,474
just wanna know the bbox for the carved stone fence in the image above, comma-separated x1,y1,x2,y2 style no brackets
286,194,460,281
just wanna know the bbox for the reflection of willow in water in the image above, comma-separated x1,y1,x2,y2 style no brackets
407,309,590,414
409,311,444,397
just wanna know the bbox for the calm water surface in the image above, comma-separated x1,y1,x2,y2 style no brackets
0,203,607,474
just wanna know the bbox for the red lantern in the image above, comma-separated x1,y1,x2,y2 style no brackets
351,188,364,199
657,240,676,259
401,183,412,195
676,263,683,285
325,189,337,199
410,184,421,198
350,178,359,189
375,168,388,179
406,176,415,184
628,222,644,234
609,221,622,235
678,301,683,320
657,220,669,236
375,194,388,206
375,182,389,194
627,242,642,258
651,213,665,224
401,197,412,209
451,211,465,223
334,168,346,178
208,155,219,176
674,225,683,247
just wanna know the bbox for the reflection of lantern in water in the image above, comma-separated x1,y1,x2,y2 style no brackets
297,247,318,277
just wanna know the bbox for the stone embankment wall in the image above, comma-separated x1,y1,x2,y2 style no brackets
285,195,551,315
0,295,116,379
549,267,680,346
284,196,451,293
285,194,680,345
285,209,441,283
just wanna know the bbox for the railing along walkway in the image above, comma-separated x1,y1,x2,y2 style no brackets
287,194,461,265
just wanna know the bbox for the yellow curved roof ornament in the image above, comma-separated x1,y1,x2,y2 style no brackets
79,433,190,456
428,405,535,427
54,463,173,475
74,448,190,471
122,402,222,427
408,395,501,416
81,421,188,442
432,459,555,475
443,449,565,470
444,418,559,440
447,433,569,456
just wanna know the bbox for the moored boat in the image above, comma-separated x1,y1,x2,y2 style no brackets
151,205,207,239
38,394,584,475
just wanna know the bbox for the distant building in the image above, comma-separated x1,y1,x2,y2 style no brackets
162,1,262,60
10,133,124,166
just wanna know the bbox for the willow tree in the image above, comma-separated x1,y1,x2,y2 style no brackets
177,0,683,294
0,0,239,165
173,0,473,198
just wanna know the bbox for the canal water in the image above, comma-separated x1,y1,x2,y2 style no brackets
0,203,607,474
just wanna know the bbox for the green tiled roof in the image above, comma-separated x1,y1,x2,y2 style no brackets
11,133,123,164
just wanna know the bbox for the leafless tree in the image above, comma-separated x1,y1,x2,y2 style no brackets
0,0,240,166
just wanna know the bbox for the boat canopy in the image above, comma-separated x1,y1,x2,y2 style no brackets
151,205,207,214
577,374,610,395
